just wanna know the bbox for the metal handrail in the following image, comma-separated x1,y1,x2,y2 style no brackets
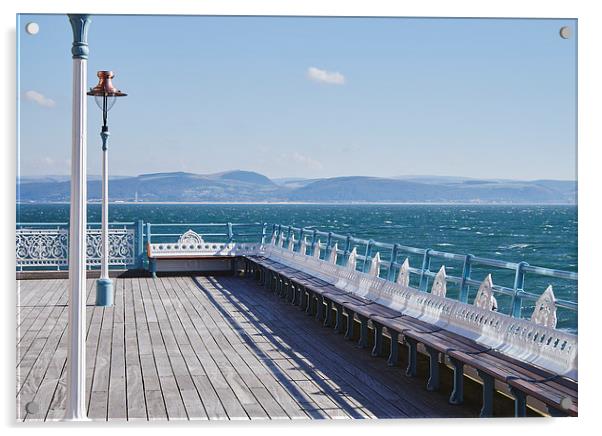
16,220,577,326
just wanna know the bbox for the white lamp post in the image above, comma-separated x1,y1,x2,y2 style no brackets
87,71,127,306
65,13,91,421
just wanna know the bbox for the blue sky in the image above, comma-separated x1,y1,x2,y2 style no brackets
18,15,577,180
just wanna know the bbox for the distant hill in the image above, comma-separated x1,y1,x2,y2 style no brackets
211,170,275,186
16,170,577,204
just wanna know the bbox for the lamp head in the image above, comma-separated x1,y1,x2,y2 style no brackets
87,70,127,111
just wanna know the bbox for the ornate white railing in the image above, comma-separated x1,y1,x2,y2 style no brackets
85,228,135,266
16,226,136,270
260,241,578,380
16,228,69,268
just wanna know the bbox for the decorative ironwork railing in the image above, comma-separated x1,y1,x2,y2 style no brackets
15,220,577,331
15,221,265,271
16,222,142,271
85,228,135,266
16,228,69,268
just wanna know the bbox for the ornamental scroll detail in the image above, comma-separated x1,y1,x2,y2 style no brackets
177,229,205,246
86,229,135,266
16,229,69,267
17,227,135,268
396,258,410,287
473,274,498,311
431,265,447,298
531,285,558,329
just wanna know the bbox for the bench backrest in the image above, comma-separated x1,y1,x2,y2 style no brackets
147,229,260,257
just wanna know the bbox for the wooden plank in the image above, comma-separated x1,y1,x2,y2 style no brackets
123,278,148,421
190,375,227,420
108,279,127,420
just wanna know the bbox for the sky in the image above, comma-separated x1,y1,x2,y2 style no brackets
17,15,577,180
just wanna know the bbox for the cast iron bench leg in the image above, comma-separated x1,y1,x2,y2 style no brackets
323,299,333,327
405,337,418,377
315,295,324,322
280,278,288,299
299,287,307,310
371,322,383,357
305,291,314,315
426,346,440,391
477,369,494,417
268,270,273,289
334,303,345,333
290,283,297,305
357,315,369,348
150,259,157,279
344,309,355,340
275,274,282,295
284,279,291,299
510,386,527,417
449,357,465,405
388,331,399,366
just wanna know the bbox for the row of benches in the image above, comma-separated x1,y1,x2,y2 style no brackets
242,254,578,417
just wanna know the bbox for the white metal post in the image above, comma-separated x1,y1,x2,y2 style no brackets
95,124,113,305
65,14,91,421
101,146,109,279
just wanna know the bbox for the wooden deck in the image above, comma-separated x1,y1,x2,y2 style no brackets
16,275,480,421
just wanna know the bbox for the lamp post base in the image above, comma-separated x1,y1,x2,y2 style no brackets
95,278,114,307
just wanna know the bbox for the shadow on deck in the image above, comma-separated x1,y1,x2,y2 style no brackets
16,275,480,421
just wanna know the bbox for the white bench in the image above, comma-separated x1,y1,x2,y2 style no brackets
260,238,577,381
147,229,260,276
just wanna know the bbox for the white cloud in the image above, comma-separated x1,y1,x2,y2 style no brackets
307,67,346,85
24,90,56,108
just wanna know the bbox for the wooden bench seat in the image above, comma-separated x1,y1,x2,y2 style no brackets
245,254,578,417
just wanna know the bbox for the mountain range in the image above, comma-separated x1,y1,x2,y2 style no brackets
17,170,577,204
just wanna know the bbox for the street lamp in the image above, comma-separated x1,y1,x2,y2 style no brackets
87,71,127,307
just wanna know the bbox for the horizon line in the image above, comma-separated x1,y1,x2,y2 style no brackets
16,170,578,183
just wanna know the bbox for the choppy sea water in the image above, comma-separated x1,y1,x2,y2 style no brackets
17,203,577,331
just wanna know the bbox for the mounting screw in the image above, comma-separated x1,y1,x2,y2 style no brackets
560,396,572,410
25,401,39,414
559,26,571,39
25,22,39,35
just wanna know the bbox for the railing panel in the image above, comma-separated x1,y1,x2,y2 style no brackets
85,228,135,266
16,228,69,269
16,224,137,270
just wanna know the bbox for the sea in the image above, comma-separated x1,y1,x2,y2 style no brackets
17,203,578,332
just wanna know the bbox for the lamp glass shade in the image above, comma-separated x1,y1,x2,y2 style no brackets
94,95,117,111
87,70,127,111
